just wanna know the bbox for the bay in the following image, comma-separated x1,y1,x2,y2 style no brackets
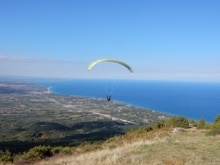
34,79,220,123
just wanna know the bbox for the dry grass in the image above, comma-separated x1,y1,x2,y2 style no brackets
33,128,220,165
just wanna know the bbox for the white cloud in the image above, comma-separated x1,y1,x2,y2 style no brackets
0,55,85,78
0,55,68,63
0,55,30,61
0,55,7,60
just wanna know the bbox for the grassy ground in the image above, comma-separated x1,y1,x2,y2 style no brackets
30,128,220,165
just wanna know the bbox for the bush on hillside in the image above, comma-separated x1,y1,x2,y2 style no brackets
165,117,176,127
165,116,189,128
189,119,197,127
0,150,13,163
51,146,63,154
206,122,220,136
13,146,75,164
153,120,165,129
21,145,53,161
197,118,206,129
214,115,220,124
175,116,189,128
141,125,153,132
61,147,72,154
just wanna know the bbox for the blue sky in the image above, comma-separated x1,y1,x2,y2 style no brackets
0,0,220,81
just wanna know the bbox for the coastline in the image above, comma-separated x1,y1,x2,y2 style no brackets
47,86,52,93
46,85,173,119
45,85,196,121
40,80,219,123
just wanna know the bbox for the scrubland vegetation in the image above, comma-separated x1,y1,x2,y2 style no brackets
1,115,220,165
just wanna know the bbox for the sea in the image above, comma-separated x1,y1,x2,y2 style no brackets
33,79,220,123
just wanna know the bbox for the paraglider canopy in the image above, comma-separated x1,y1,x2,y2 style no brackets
88,58,134,101
88,58,134,75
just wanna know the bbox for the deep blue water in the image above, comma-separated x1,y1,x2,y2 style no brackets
34,79,220,123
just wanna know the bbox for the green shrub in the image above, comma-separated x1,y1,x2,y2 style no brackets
214,115,220,124
51,146,63,154
15,146,73,163
175,116,189,128
136,124,154,134
165,117,176,127
0,154,13,163
197,118,206,129
136,127,144,133
204,123,212,129
0,150,13,163
189,119,197,127
143,125,153,132
206,122,220,136
153,120,165,129
165,116,189,128
61,147,72,154
24,145,53,160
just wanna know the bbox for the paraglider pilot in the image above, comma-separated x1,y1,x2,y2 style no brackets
106,95,111,101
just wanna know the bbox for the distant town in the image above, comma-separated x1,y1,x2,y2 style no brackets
0,81,171,153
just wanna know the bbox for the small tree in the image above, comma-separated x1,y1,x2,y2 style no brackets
206,122,220,136
153,120,165,129
165,117,176,127
165,116,189,128
197,118,206,129
25,145,53,160
206,114,220,136
0,150,13,163
175,116,189,128
214,115,220,124
189,119,197,127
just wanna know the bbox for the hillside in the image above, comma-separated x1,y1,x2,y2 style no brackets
30,128,220,165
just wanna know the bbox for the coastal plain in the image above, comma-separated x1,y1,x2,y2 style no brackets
0,82,171,153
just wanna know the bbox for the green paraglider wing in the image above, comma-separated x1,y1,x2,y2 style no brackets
88,58,134,75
